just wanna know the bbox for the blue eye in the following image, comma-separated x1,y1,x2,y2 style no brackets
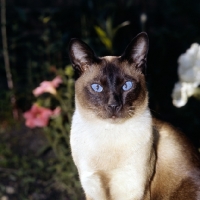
122,81,133,91
91,84,103,92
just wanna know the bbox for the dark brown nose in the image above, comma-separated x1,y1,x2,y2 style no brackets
107,92,122,114
107,104,121,113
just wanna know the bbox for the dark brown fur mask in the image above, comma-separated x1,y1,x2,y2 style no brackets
68,32,149,121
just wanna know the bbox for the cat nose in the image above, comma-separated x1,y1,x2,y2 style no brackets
108,104,121,112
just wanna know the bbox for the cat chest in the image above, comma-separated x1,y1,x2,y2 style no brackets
70,121,152,171
84,137,134,170
72,132,128,169
70,121,153,200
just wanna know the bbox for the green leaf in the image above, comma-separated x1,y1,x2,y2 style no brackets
94,26,112,51
65,65,74,77
42,16,51,24
113,21,130,36
106,17,113,40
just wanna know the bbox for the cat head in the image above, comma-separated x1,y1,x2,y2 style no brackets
68,32,149,122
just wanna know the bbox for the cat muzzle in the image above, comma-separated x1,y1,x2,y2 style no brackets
107,104,122,117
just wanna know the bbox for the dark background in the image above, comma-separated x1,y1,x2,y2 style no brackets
1,0,200,199
1,0,200,144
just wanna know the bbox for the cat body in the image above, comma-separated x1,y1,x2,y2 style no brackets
71,105,154,200
69,33,200,200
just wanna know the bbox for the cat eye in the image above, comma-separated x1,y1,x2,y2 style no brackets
91,84,103,92
122,81,133,91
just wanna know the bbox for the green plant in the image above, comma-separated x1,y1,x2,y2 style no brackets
94,17,130,53
23,66,83,199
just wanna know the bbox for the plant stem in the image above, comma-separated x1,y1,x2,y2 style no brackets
1,0,18,119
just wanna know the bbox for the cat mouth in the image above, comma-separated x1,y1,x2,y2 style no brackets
107,114,127,123
107,111,120,119
106,108,135,120
95,106,134,120
108,112,122,119
105,105,122,119
97,112,121,120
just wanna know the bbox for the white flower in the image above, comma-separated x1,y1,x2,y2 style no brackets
172,82,198,107
178,43,200,83
172,43,200,107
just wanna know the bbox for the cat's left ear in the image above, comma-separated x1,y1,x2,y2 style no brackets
121,32,149,73
68,39,99,77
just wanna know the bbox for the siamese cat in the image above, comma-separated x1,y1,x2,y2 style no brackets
68,32,200,200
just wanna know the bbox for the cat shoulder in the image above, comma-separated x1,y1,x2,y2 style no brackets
153,117,200,168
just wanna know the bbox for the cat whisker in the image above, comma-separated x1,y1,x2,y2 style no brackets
127,110,134,117
87,106,99,110
128,110,135,114
128,113,134,117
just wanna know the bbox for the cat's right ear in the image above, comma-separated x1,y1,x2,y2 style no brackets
68,39,98,77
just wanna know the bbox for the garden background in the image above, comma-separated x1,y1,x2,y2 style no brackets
1,0,200,199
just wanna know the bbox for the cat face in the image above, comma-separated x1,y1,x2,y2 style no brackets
69,33,149,122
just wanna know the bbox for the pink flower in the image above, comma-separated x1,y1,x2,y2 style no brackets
23,104,61,128
33,76,63,97
52,107,61,116
51,76,63,87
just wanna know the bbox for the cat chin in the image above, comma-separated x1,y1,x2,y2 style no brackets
91,109,138,123
96,114,131,124
106,117,127,124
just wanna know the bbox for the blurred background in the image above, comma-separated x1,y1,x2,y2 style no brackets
1,0,200,199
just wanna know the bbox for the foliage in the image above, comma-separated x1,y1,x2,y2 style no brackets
94,17,130,53
22,66,84,199
0,126,70,200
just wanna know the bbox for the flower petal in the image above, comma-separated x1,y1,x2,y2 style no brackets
52,107,61,116
51,76,63,88
23,104,54,128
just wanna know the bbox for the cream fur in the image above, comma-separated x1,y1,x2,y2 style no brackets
70,99,155,200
